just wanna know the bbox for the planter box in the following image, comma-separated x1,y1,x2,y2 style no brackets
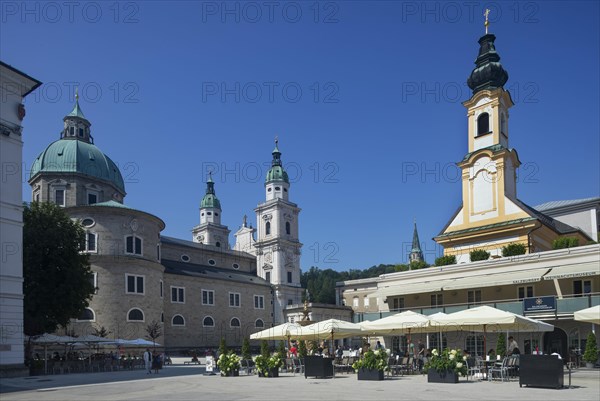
427,370,459,383
520,355,563,389
304,356,334,378
258,367,279,377
357,368,384,381
221,369,239,377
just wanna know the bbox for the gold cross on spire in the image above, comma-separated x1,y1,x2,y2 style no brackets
275,135,279,146
484,8,490,34
75,87,79,101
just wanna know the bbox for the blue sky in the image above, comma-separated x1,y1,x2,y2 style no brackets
3,1,599,271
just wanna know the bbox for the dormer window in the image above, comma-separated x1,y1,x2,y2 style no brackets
69,126,75,136
78,128,84,137
477,113,490,136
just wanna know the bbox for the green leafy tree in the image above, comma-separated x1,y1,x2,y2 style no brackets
501,243,526,257
241,338,252,360
470,249,491,262
435,255,456,266
298,340,307,358
496,333,506,357
409,260,430,270
219,337,228,357
93,326,111,338
23,202,94,335
583,332,598,364
552,237,580,249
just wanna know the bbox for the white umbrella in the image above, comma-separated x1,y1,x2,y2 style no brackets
360,310,432,349
28,334,78,374
249,322,303,341
430,306,554,356
290,319,364,355
574,305,600,325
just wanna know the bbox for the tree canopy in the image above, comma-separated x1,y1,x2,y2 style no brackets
23,202,95,336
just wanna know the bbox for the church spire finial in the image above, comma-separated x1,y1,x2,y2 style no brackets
484,8,490,34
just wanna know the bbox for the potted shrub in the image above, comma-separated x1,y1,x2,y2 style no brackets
435,255,456,267
470,249,490,262
351,349,388,380
217,351,240,376
424,348,468,383
583,333,598,368
255,353,283,377
501,243,526,257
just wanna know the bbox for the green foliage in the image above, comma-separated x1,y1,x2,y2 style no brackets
260,340,270,359
277,340,286,358
435,255,456,266
219,337,228,357
254,353,283,376
301,264,398,304
470,249,491,262
501,243,526,257
552,237,580,250
424,348,468,376
409,260,430,270
352,349,388,371
395,264,410,272
217,352,240,374
241,338,252,360
298,340,307,358
93,326,111,338
23,202,94,335
496,333,506,358
583,332,598,363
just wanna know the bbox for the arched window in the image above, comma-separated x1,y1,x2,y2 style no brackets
255,319,264,328
172,315,185,326
127,308,144,321
286,222,291,235
203,316,215,327
77,308,95,321
230,318,241,328
265,221,271,235
477,113,490,136
215,242,221,248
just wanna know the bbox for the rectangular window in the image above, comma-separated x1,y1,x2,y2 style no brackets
287,271,292,283
159,280,163,298
352,297,359,308
126,274,144,294
171,286,185,303
518,286,534,300
229,292,240,307
467,290,481,306
34,192,40,202
430,293,443,307
55,189,65,206
265,272,271,283
287,299,293,306
125,236,142,255
254,295,264,309
78,128,84,137
364,297,370,308
391,297,405,311
202,290,215,305
88,192,98,205
573,280,592,297
82,232,97,253
90,272,98,294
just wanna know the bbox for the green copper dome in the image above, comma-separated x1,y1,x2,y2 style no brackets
200,176,221,209
265,142,289,184
30,139,125,193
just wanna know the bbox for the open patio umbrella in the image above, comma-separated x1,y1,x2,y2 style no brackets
290,319,364,354
73,335,113,368
574,305,600,325
28,334,78,374
360,310,433,350
430,306,554,356
249,322,303,341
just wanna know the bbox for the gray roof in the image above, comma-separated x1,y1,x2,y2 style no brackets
160,235,253,259
534,197,600,212
162,259,270,287
520,201,589,238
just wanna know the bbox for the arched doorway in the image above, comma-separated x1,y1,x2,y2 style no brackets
544,327,568,357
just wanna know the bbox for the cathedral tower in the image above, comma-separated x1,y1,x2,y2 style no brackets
254,140,303,323
192,173,230,248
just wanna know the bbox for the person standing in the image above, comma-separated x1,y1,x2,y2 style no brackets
143,348,152,374
417,340,425,371
508,336,519,355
